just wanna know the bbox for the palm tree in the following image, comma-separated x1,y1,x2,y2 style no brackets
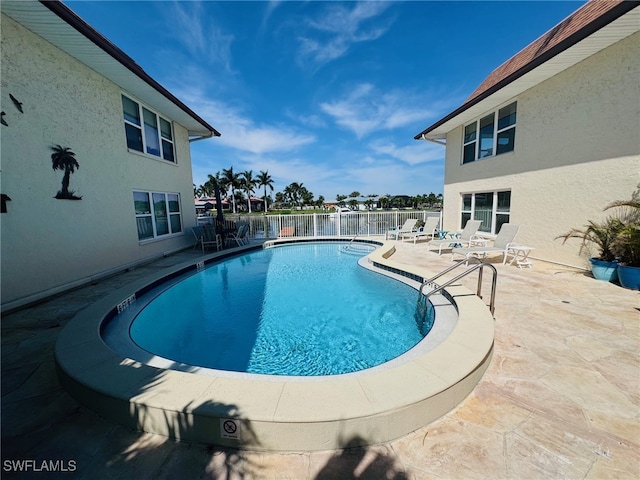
241,170,257,213
284,182,305,209
51,145,81,199
257,170,274,213
204,173,224,197
283,184,295,209
274,192,285,209
301,188,314,207
222,167,240,213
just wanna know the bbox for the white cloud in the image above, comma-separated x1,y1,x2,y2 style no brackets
168,1,235,73
176,89,316,155
284,109,327,129
297,2,393,65
369,139,444,166
320,83,438,138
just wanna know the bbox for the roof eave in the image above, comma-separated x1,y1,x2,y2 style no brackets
415,2,640,141
2,0,220,138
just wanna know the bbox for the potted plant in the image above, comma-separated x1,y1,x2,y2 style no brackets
556,217,623,282
607,192,640,289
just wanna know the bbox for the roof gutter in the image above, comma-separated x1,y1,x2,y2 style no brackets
40,0,221,138
189,132,216,143
421,134,446,146
414,1,639,140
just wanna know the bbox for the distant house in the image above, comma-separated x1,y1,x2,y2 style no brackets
1,1,220,311
194,198,230,215
415,1,639,267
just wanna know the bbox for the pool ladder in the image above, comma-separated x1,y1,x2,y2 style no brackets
344,220,389,250
416,257,498,321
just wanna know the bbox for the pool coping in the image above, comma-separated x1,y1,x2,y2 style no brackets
54,239,494,451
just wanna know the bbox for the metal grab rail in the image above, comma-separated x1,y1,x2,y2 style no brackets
417,257,498,316
345,220,389,249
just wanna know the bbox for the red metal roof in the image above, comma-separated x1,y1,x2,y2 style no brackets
414,0,639,139
465,0,625,103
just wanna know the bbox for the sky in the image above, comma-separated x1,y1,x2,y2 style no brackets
67,0,583,201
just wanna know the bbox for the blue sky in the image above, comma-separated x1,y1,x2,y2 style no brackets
68,1,582,201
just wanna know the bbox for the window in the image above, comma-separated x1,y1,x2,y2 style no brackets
463,102,516,164
122,95,175,162
461,191,511,234
133,191,182,241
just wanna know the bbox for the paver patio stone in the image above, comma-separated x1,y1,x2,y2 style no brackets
1,243,638,479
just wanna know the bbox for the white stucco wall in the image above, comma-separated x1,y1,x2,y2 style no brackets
1,14,199,309
441,31,640,268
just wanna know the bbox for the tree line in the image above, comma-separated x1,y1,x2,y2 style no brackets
195,167,442,213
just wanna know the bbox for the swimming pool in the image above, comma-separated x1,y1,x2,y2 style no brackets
127,243,429,376
56,239,495,451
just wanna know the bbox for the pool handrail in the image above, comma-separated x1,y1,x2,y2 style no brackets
418,257,498,316
346,220,390,248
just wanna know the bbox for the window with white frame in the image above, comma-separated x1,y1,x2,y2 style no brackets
122,95,175,162
133,191,182,241
461,191,511,234
463,102,516,164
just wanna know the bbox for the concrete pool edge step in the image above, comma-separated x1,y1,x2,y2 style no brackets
54,239,495,452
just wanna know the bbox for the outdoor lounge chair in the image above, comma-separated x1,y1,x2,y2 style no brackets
387,218,418,240
226,222,250,247
191,226,204,250
401,216,440,244
279,226,295,237
451,223,520,263
427,219,482,254
201,224,222,252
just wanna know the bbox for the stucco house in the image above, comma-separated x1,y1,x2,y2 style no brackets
1,1,220,311
415,0,639,268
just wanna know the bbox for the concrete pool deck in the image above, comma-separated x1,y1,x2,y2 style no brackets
2,240,639,479
54,239,494,452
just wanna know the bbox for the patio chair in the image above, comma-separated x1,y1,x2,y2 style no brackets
400,216,440,244
201,224,222,252
451,223,520,263
226,222,250,247
191,226,204,250
427,219,482,254
279,226,295,237
387,219,418,240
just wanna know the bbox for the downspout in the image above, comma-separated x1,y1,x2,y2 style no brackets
421,133,446,146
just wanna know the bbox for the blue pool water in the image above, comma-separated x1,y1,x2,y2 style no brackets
129,243,428,376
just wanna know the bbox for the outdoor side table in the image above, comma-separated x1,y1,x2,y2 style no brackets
507,245,534,268
470,238,489,247
448,232,462,248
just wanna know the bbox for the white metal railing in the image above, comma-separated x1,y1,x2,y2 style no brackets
202,211,442,240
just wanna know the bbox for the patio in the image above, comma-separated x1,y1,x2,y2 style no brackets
2,240,638,479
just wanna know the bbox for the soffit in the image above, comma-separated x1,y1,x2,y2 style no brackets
1,1,219,138
418,7,639,140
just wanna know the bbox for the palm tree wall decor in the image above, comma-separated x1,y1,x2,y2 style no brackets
51,145,81,200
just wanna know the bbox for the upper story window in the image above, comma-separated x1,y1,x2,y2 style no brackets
122,95,175,163
463,102,516,164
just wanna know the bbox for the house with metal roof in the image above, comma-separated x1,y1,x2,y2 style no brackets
415,0,639,268
1,1,220,311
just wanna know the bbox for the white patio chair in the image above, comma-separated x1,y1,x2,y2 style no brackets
428,219,482,254
451,223,520,263
387,219,418,240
